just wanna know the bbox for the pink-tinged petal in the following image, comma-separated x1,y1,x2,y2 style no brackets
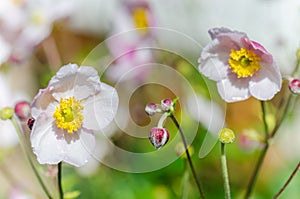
31,87,57,119
199,39,232,81
209,27,246,40
82,83,118,130
249,63,282,100
50,64,101,101
241,38,273,64
208,27,247,44
217,74,251,102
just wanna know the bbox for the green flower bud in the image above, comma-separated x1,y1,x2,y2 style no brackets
0,107,14,120
218,128,235,144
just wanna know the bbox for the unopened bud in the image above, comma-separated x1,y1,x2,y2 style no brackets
149,127,169,149
14,101,30,120
27,117,35,130
218,128,235,144
288,79,300,94
161,98,173,111
145,103,157,116
0,107,14,120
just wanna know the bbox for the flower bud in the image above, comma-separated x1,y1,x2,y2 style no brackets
145,103,157,116
288,79,300,94
218,128,235,144
27,118,35,130
161,98,173,111
14,101,31,120
149,127,169,149
0,107,14,120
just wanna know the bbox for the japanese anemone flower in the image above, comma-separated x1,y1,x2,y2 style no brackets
199,27,282,102
30,63,118,167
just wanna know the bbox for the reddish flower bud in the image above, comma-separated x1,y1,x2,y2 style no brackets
27,118,35,130
149,127,169,149
161,98,173,111
289,79,300,94
14,101,30,120
145,103,157,116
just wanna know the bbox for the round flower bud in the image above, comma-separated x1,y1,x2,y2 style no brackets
161,98,173,111
149,127,169,149
27,118,35,130
218,128,235,144
288,79,300,94
145,103,157,116
0,107,14,120
14,101,31,120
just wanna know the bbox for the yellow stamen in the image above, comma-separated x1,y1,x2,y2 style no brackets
133,7,148,34
53,97,84,133
228,48,262,78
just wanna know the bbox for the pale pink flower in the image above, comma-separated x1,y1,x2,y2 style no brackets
30,63,118,167
105,0,155,82
199,27,282,102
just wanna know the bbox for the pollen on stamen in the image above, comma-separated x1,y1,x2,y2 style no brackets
53,97,84,133
228,48,262,78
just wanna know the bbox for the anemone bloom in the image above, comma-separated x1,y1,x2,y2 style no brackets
199,27,282,102
30,64,118,167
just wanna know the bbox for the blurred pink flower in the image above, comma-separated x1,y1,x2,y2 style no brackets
0,0,74,64
105,0,156,82
30,63,118,167
199,27,282,102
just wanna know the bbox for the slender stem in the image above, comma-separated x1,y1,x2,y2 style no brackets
261,101,269,138
58,162,64,199
221,143,231,199
245,101,269,199
244,143,269,199
273,161,300,199
169,114,205,199
10,117,52,199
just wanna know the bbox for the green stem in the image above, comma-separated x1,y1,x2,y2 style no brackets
221,143,231,199
58,162,64,199
10,117,52,199
169,114,206,199
244,101,269,199
261,101,269,138
273,161,300,199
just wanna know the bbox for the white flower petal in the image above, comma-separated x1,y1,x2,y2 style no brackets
31,112,95,167
82,83,118,130
249,63,282,100
30,114,62,165
63,128,95,167
50,64,101,100
217,74,251,102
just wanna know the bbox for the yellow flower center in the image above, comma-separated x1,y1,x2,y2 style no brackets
53,97,84,133
228,48,262,78
133,7,149,34
30,10,45,25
